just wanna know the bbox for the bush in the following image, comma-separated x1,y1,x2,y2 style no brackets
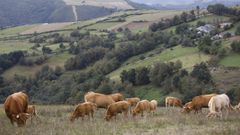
191,62,212,84
231,41,240,53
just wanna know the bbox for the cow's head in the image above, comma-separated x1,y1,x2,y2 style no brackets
132,109,138,117
181,102,193,113
12,113,30,127
69,112,76,122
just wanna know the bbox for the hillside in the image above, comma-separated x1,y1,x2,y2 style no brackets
0,0,153,27
0,4,240,105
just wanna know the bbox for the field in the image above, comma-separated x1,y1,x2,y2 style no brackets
0,105,240,135
2,52,73,80
0,24,38,38
109,46,210,80
219,53,240,67
0,40,34,54
20,22,73,35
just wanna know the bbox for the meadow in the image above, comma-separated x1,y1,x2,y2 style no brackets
0,105,240,135
109,46,210,80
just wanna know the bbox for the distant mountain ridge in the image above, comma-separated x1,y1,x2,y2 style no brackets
0,0,152,27
131,0,240,9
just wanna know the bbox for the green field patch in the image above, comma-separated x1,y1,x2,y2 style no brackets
0,24,38,38
2,52,74,79
85,22,121,30
219,53,240,67
189,15,230,26
0,40,33,54
109,46,210,80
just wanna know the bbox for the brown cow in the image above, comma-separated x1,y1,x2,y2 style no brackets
181,101,192,113
105,101,130,121
84,91,115,109
132,100,151,117
4,91,30,127
181,93,217,113
27,105,41,123
149,100,158,114
109,93,124,102
165,96,183,107
69,102,97,122
126,97,140,107
27,105,37,116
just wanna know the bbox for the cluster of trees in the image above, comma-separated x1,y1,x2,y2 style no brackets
207,4,240,23
19,55,48,66
198,36,225,55
120,61,215,102
149,11,196,32
65,47,108,70
207,4,240,16
0,51,25,73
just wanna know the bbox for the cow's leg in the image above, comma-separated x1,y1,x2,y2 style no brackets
141,111,144,117
91,111,94,119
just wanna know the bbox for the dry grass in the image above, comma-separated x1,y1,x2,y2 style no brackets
0,105,240,135
20,22,73,35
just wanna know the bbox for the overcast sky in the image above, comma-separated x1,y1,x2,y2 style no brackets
130,0,198,5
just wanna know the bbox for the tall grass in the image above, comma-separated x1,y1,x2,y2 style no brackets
0,105,240,135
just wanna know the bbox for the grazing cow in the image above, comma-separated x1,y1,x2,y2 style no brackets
181,102,192,113
207,94,231,118
165,96,183,107
27,105,37,116
105,101,130,121
182,93,217,113
69,102,97,122
4,91,30,127
126,97,140,107
132,100,151,117
149,100,158,114
84,91,115,109
109,93,124,102
27,105,37,122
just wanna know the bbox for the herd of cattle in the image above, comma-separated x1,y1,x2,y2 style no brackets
3,91,240,127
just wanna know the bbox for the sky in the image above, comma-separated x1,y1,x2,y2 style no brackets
130,0,198,6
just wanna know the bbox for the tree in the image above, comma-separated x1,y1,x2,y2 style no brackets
135,67,150,85
59,43,65,49
42,46,52,54
70,30,80,37
196,6,200,18
235,25,240,35
231,41,240,53
196,21,206,27
175,23,189,35
191,62,212,84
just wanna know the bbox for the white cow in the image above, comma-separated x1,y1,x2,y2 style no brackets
207,94,231,118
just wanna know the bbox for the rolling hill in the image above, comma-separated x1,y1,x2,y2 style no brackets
0,0,152,28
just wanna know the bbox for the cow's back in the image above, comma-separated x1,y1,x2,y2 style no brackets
85,91,115,108
4,92,28,119
192,94,217,108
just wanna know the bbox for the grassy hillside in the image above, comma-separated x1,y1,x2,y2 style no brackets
0,40,34,54
219,53,240,67
2,52,73,80
109,46,210,80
